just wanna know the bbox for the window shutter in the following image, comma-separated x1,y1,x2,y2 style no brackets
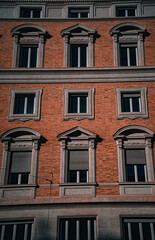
69,150,88,170
10,152,31,173
125,149,145,164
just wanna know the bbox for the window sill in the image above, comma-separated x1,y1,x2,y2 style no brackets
117,112,148,120
119,182,155,195
0,184,37,198
59,182,96,196
8,114,40,122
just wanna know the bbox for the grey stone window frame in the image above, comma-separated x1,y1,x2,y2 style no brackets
110,22,147,67
111,3,141,17
63,88,95,120
62,5,93,18
8,88,42,121
115,87,148,119
113,125,155,195
61,23,97,67
15,5,46,18
11,24,48,68
0,127,41,198
57,126,98,196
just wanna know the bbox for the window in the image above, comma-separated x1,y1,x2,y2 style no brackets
0,221,33,240
19,46,38,68
59,217,96,240
11,24,48,68
70,45,88,67
110,22,147,66
115,87,148,119
20,7,41,18
63,88,95,120
120,45,137,66
58,126,98,196
0,128,41,198
116,7,136,17
61,23,97,67
122,218,155,240
113,125,155,195
69,8,89,18
9,88,42,121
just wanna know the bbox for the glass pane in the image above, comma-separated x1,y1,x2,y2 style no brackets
20,9,31,18
14,95,25,114
128,8,135,16
130,47,137,66
68,219,76,240
142,223,152,240
131,223,140,240
4,225,13,240
80,96,87,113
80,46,87,67
132,97,140,112
27,224,32,240
122,97,130,112
137,165,145,182
21,173,29,184
81,12,88,18
80,219,87,240
59,220,65,240
30,47,37,67
80,170,87,182
117,9,125,17
33,10,41,18
120,47,128,66
27,96,34,114
69,12,78,18
91,219,95,240
8,173,18,184
70,46,78,67
124,223,129,240
16,224,25,240
68,170,77,182
19,47,28,67
126,165,135,182
69,96,77,113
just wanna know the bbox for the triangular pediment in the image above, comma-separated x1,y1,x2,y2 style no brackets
57,126,97,140
61,23,96,36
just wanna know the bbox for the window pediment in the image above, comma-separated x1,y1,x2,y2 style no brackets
61,23,96,37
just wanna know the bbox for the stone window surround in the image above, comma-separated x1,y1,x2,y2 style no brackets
57,126,97,196
110,22,147,67
16,5,46,18
62,5,94,18
63,88,95,120
113,125,155,195
0,127,41,198
111,3,141,17
8,88,42,121
115,87,148,119
61,23,97,67
11,23,48,68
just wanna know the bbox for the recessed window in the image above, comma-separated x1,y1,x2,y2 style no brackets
70,45,88,67
115,87,148,119
68,150,89,183
69,8,89,18
63,88,95,120
120,45,137,66
116,7,136,17
0,221,33,240
8,152,31,185
125,149,147,182
20,8,41,18
19,46,38,68
123,218,155,240
59,217,96,240
9,89,42,121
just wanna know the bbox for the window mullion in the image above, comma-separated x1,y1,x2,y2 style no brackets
86,96,88,113
134,165,138,182
136,47,138,66
150,222,155,240
86,170,89,182
77,97,80,113
127,48,130,66
138,97,141,112
24,223,28,240
27,48,31,68
65,220,69,240
77,171,80,183
127,223,132,240
1,225,5,240
30,10,33,18
12,224,17,240
144,165,148,182
78,47,80,67
94,220,97,240
126,9,128,17
76,220,80,240
129,98,133,112
78,12,80,18
139,223,144,240
24,97,28,114
18,173,22,184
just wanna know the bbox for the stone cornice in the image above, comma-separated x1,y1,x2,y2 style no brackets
0,66,155,83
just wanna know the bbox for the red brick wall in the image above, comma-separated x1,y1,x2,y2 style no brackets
0,19,155,68
0,82,154,196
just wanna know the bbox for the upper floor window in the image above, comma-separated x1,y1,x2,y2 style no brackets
69,93,88,114
116,7,136,17
69,8,89,18
61,23,97,68
9,88,42,121
11,24,48,68
20,7,41,18
110,22,148,67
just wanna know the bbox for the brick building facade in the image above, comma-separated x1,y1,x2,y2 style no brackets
0,0,155,239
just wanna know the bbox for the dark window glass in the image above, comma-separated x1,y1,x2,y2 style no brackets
20,9,31,18
69,95,77,113
80,96,87,113
143,223,152,240
14,95,25,114
137,165,145,182
27,224,32,240
120,47,128,66
70,45,87,67
128,8,135,16
14,94,34,114
80,170,87,182
80,219,88,240
19,47,29,67
68,170,77,182
117,9,125,17
130,47,137,66
59,219,65,240
80,46,87,67
69,12,78,18
21,173,30,184
122,97,130,112
68,219,76,240
124,223,129,240
81,12,88,17
132,97,140,112
30,47,37,67
33,9,41,18
8,173,19,184
70,46,78,67
4,225,14,240
131,223,140,240
126,165,135,182
27,96,34,114
16,224,25,240
19,47,37,68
